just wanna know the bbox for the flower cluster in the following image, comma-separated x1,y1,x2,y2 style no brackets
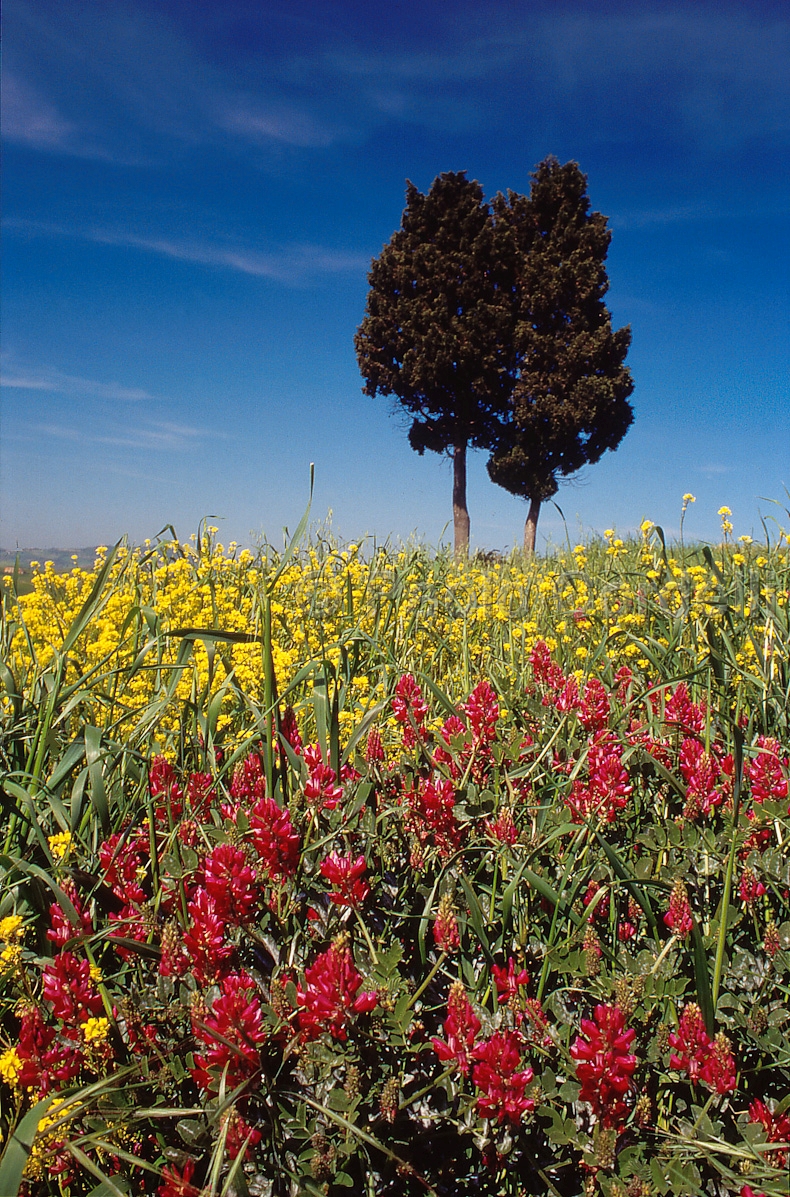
569,1003,638,1127
668,1003,737,1094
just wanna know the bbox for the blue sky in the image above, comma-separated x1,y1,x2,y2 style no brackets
2,0,788,551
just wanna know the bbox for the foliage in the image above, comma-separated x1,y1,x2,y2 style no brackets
488,158,634,551
1,511,789,1196
355,171,514,554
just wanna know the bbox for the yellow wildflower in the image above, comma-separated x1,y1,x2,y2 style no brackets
83,1017,110,1045
0,914,23,942
0,1046,21,1086
48,830,73,861
0,944,22,973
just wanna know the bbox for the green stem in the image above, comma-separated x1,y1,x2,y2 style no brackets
406,952,448,1012
537,825,589,1003
354,907,379,966
712,729,743,1013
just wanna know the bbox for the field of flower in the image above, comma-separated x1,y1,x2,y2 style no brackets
1,506,789,1197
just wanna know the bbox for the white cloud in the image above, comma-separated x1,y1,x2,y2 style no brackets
699,464,732,476
33,420,217,452
1,73,76,152
217,101,340,149
3,218,369,283
1,365,157,402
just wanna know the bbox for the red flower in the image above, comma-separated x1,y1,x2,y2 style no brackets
203,843,260,924
392,673,428,727
406,776,462,857
491,958,529,1005
569,1004,637,1127
249,798,300,880
182,887,235,984
746,736,789,805
297,942,378,1041
230,752,267,803
42,952,104,1023
567,733,632,825
530,641,565,694
462,680,499,744
748,1098,790,1168
472,1030,535,1124
739,867,767,907
365,727,385,762
47,880,94,948
703,1033,737,1095
679,738,726,818
280,706,303,756
664,879,693,937
157,1157,202,1197
614,665,633,703
149,756,184,822
319,851,370,908
583,881,610,922
579,678,610,732
431,982,481,1076
665,683,705,735
303,744,343,810
186,770,214,821
556,675,581,713
668,1003,737,1094
16,1006,83,1094
191,971,267,1093
99,830,148,906
221,1106,263,1160
484,808,518,846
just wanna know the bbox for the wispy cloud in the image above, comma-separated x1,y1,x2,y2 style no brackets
3,218,369,283
1,73,76,152
34,420,218,452
1,364,157,402
699,464,732,476
216,101,341,149
0,71,141,163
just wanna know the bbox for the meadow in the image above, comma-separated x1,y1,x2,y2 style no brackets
0,505,788,1197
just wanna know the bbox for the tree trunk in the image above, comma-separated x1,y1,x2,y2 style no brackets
523,497,541,555
452,442,470,557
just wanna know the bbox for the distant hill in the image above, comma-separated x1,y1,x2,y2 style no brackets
0,548,98,576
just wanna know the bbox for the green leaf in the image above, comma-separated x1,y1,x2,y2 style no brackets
0,1094,57,1197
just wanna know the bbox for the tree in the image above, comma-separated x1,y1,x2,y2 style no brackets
487,157,634,553
355,172,514,555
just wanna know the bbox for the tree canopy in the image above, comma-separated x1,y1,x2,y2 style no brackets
487,158,634,551
354,172,514,555
355,159,634,555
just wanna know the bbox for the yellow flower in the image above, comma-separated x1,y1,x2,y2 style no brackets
0,914,23,942
0,1046,21,1086
717,506,732,517
83,1017,110,1045
640,519,654,535
89,964,104,983
682,493,696,504
0,944,22,973
48,830,73,861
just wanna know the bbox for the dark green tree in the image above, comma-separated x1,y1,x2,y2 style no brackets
488,157,634,553
355,172,515,555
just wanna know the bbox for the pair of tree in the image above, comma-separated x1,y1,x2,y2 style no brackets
354,158,634,554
